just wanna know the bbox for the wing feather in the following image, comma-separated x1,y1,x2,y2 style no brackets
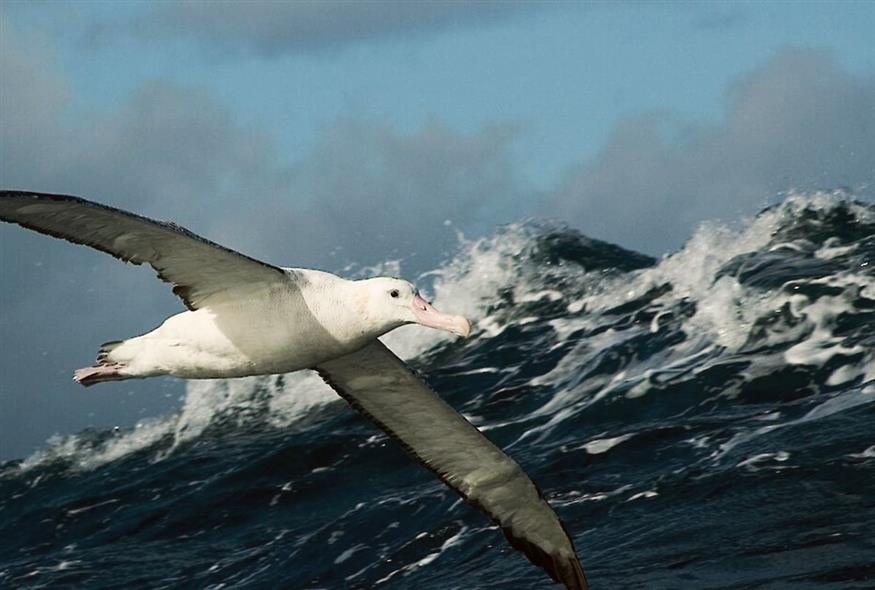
316,341,588,590
0,191,289,309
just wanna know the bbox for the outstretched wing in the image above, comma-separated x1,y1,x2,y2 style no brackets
316,341,588,590
0,191,289,310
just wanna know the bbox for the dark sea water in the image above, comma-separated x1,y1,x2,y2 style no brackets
2,192,874,589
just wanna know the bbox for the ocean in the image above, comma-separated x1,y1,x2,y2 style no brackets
1,192,873,589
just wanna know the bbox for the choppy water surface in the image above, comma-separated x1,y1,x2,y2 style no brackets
2,192,873,589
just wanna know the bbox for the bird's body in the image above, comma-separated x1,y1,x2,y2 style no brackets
0,190,589,590
93,269,381,381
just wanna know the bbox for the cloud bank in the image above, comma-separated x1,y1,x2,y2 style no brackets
546,48,875,253
136,1,540,57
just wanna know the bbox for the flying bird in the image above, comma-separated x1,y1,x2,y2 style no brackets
0,191,589,589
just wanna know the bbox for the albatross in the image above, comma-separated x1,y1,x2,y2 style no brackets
0,191,589,589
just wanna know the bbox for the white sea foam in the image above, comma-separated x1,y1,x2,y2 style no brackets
581,433,634,455
714,387,875,463
551,484,634,506
523,191,874,437
334,544,368,565
736,451,791,470
626,490,659,502
373,523,470,585
849,445,875,459
17,371,340,473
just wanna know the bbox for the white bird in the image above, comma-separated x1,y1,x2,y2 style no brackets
0,191,589,590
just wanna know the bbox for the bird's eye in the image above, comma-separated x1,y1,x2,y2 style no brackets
390,289,400,298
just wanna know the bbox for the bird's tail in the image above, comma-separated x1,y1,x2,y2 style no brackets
73,340,132,387
96,340,123,365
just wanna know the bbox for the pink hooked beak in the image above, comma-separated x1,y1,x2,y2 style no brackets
411,293,471,337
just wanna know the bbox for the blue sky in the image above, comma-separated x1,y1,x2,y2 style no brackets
1,1,874,459
8,1,875,191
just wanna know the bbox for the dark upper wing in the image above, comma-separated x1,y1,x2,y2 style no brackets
0,191,289,310
316,341,588,590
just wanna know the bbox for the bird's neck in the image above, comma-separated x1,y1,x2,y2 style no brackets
301,272,391,347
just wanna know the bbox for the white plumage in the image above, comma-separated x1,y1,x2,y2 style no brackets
102,271,443,380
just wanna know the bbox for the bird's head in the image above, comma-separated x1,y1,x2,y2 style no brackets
360,277,471,338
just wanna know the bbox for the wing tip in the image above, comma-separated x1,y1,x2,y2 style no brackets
559,553,589,590
504,529,589,590
544,550,589,590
